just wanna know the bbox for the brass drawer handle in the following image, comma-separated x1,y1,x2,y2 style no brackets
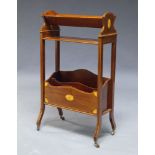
65,94,74,101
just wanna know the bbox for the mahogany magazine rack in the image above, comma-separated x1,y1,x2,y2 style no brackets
36,10,117,148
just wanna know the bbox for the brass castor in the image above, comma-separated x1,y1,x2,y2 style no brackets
94,138,100,148
111,130,115,135
37,125,40,131
94,141,100,148
60,116,65,121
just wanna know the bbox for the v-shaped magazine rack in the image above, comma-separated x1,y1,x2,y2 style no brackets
37,10,117,148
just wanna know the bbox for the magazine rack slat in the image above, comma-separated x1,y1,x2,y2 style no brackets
37,10,117,148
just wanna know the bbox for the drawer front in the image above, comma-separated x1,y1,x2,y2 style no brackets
45,85,98,115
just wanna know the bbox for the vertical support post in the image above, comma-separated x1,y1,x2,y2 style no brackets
109,38,117,134
36,33,46,130
55,38,65,121
93,37,103,148
55,41,60,71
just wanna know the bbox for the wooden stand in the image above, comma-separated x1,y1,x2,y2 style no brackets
36,10,117,148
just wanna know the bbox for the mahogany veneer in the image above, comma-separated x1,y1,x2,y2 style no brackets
36,10,117,148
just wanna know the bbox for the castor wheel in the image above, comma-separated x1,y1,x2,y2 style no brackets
94,141,100,148
94,138,100,148
37,125,40,131
60,116,65,121
111,130,115,135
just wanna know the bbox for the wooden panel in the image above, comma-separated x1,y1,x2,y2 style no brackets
44,69,110,115
45,85,98,115
42,10,103,28
101,79,109,111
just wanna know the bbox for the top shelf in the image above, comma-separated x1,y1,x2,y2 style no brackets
40,10,117,42
42,10,104,28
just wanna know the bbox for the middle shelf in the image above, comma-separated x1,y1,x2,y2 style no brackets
42,36,98,45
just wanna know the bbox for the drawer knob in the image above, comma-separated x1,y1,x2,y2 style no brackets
65,94,74,101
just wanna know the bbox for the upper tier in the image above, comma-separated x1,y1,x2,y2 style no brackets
42,10,116,30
